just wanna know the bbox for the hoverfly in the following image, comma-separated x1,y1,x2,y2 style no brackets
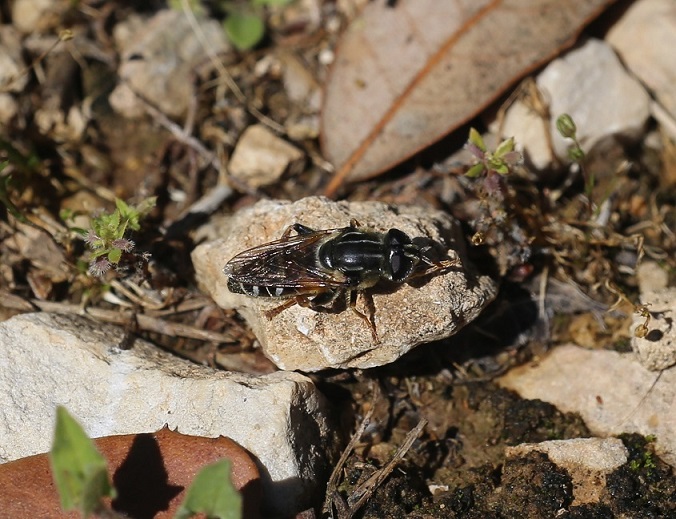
223,219,458,340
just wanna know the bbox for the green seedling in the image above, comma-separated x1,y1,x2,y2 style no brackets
50,407,116,518
464,127,522,179
84,197,156,276
175,460,243,519
222,0,293,50
556,113,596,204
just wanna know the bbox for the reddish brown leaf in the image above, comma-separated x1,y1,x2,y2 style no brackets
321,0,619,194
0,428,262,518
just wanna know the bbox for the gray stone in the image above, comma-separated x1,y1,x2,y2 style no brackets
0,26,26,125
506,438,628,505
499,39,651,169
499,344,676,467
228,124,304,189
0,313,337,516
606,0,676,121
109,9,230,119
192,197,497,371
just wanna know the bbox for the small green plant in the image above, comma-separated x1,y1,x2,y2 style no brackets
464,128,522,179
170,0,292,51
84,197,156,276
175,460,243,519
556,113,595,205
50,407,116,518
462,128,523,246
222,0,292,51
629,450,657,471
556,114,585,162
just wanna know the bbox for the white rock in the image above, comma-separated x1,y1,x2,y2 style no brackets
0,313,336,517
228,125,304,189
109,10,230,118
0,94,18,125
279,51,322,111
506,438,628,505
192,197,497,371
0,27,27,93
637,260,669,295
0,28,24,125
499,39,651,169
11,0,54,33
499,344,676,467
606,0,676,120
651,100,676,142
632,287,676,371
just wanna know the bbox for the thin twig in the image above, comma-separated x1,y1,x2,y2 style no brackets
323,394,377,518
346,418,428,516
130,91,221,171
0,292,236,343
1,30,72,92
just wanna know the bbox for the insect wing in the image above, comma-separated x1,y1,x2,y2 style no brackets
223,229,350,290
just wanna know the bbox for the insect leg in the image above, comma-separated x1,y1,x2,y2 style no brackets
263,290,339,320
281,223,316,238
307,289,342,310
264,298,300,320
348,290,378,342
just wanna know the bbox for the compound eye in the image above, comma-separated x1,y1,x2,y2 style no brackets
389,250,412,282
386,229,411,247
385,229,415,282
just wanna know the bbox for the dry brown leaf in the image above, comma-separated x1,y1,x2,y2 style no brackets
321,0,619,194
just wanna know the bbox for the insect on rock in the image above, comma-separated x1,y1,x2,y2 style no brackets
223,219,459,341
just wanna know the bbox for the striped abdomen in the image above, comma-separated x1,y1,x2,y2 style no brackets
227,278,311,298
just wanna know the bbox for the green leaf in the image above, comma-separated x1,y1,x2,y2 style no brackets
174,460,242,519
107,248,122,264
224,12,265,51
492,162,510,175
70,227,89,237
135,196,157,218
568,147,585,162
89,249,110,260
465,163,485,178
115,198,131,217
468,127,486,152
106,211,121,236
494,137,515,158
49,407,115,517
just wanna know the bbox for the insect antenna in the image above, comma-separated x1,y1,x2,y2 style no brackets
412,248,461,278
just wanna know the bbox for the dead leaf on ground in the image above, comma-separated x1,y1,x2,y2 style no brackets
0,428,262,518
321,0,619,194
